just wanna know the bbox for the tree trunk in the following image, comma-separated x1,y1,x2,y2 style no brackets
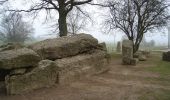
133,43,140,54
58,13,67,37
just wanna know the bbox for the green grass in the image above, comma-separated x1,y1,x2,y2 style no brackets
146,60,170,76
138,89,170,100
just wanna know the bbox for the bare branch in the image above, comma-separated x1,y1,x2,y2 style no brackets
103,0,170,53
73,0,92,6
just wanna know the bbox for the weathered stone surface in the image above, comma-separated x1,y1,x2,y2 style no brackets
0,48,41,69
133,52,140,58
139,50,150,58
122,57,138,65
0,81,5,94
133,50,150,59
131,58,138,66
29,33,99,60
122,40,133,58
0,43,24,52
55,50,109,84
139,54,147,61
5,60,58,95
0,33,109,95
122,40,134,65
9,69,27,75
162,51,170,61
116,41,121,52
0,69,10,81
97,42,107,51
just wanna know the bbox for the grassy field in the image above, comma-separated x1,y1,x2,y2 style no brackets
110,51,170,100
138,89,170,100
141,52,170,100
146,61,170,76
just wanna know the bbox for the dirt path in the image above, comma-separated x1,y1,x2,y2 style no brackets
1,54,170,100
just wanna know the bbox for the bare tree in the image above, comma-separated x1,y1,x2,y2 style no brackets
104,0,170,53
6,0,93,37
67,7,90,35
0,0,8,5
0,13,34,43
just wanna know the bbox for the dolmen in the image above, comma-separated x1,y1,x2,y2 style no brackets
0,33,110,95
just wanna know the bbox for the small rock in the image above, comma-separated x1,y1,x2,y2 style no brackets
162,51,170,61
139,55,147,61
139,50,150,57
122,57,138,65
131,58,138,65
133,52,139,58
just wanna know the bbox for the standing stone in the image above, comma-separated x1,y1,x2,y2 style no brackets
122,40,134,65
116,41,121,52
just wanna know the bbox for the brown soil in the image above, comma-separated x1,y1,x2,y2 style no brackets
1,53,170,100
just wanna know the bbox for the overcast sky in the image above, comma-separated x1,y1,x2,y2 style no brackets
3,0,170,46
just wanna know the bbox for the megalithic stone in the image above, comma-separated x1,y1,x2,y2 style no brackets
116,41,121,52
122,40,135,65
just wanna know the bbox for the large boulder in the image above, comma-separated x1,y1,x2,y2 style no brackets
55,50,109,84
29,33,99,60
5,60,58,95
162,51,170,61
0,48,41,69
